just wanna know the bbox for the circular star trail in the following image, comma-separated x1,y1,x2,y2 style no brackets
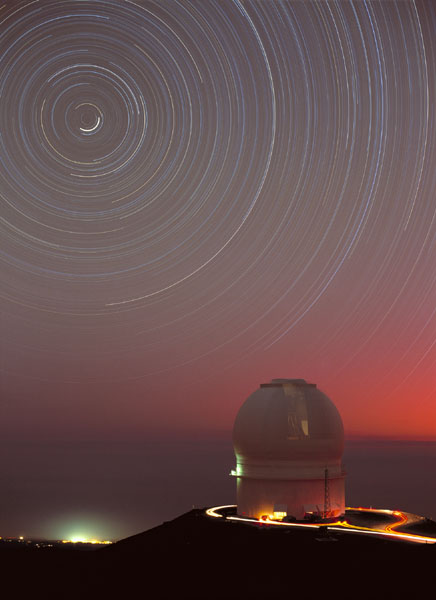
1,1,436,437
0,0,275,314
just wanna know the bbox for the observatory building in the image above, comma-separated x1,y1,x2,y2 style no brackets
232,379,345,521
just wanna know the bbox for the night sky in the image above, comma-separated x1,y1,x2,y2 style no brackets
1,0,436,538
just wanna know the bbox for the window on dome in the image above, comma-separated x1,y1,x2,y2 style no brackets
286,392,309,439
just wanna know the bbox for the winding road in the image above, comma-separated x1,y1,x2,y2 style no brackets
206,505,436,545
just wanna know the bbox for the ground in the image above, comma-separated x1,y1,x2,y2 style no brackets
2,508,435,598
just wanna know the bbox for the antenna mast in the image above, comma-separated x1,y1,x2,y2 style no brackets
324,468,331,519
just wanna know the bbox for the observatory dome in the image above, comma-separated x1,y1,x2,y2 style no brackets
233,378,344,467
232,379,345,520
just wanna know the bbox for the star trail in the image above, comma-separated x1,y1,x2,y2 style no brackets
1,0,435,440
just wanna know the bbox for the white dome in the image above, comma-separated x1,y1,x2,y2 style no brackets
232,379,345,519
233,379,344,477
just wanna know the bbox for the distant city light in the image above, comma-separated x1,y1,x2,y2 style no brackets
62,536,112,545
46,513,118,543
